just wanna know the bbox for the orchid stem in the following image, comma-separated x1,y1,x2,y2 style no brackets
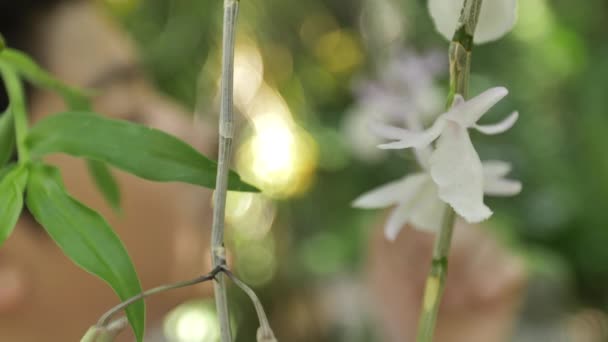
415,1,483,341
212,1,239,341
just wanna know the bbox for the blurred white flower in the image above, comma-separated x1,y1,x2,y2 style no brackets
343,51,445,162
372,87,519,223
353,160,520,240
428,0,518,44
360,0,406,50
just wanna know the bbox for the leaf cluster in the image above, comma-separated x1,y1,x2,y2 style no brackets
0,48,257,341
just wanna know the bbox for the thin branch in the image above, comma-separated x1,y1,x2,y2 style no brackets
211,1,240,341
89,266,277,342
97,266,223,328
81,318,128,342
221,267,277,342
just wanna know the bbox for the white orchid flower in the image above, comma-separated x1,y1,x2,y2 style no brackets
429,0,518,44
343,51,445,163
352,160,520,240
371,87,519,223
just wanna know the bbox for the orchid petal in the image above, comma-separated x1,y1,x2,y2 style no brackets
430,121,492,222
474,111,519,135
482,160,512,178
428,0,463,43
475,0,518,44
377,118,446,150
445,87,509,127
409,180,447,233
352,173,428,209
413,146,433,171
428,0,518,44
385,201,415,241
483,178,522,196
370,123,411,140
452,94,466,107
483,160,522,196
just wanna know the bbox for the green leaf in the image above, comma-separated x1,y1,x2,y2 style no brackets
27,112,259,192
0,165,27,247
26,164,145,341
0,109,15,166
0,50,125,215
0,49,90,109
87,160,122,212
0,164,13,181
0,63,29,162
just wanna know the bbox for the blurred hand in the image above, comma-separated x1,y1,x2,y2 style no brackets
368,218,527,342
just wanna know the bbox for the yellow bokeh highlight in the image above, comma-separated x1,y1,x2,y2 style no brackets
314,29,363,74
235,236,277,286
225,192,276,240
299,13,339,48
237,113,317,198
163,300,221,342
233,40,264,111
236,85,318,198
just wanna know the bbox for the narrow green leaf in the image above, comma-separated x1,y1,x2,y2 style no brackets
0,49,124,211
26,164,145,341
87,160,122,212
0,164,13,181
0,49,90,109
0,63,29,162
0,109,15,166
27,112,259,192
0,165,27,246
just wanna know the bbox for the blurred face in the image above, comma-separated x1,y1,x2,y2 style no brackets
0,2,215,341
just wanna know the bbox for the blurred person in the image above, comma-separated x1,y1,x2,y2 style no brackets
0,0,217,340
368,219,528,342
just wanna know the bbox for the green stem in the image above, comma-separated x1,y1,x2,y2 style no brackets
415,209,455,342
415,1,482,341
0,64,30,163
212,1,239,341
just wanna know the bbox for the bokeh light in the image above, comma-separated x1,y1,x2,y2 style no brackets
236,85,318,198
234,236,277,286
314,29,363,74
233,40,264,111
163,300,222,342
226,192,276,240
